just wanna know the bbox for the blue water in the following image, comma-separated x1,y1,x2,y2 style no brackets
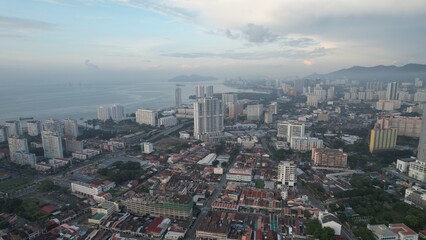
0,78,249,123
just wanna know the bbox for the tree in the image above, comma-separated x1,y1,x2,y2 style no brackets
38,179,55,192
212,160,219,167
221,162,228,168
320,227,335,240
205,191,211,198
255,179,265,189
307,219,322,238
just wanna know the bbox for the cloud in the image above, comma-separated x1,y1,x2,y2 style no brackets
303,59,314,66
85,59,99,70
241,24,278,43
163,47,330,60
0,16,56,31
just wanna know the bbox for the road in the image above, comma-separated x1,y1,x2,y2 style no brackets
185,152,234,239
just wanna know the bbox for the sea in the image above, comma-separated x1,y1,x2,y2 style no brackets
0,78,252,124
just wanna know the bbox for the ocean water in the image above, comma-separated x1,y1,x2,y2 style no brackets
0,78,248,123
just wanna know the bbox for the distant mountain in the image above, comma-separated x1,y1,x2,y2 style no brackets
306,63,426,82
168,74,217,82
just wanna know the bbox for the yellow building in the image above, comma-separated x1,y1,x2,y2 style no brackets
369,128,398,153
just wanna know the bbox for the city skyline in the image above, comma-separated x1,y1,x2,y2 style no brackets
1,0,426,81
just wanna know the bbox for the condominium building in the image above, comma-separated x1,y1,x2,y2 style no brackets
97,106,111,121
65,139,83,153
27,120,41,136
136,109,157,126
277,122,305,142
44,118,65,136
111,104,125,121
290,137,323,151
246,104,263,121
278,161,297,186
0,126,7,142
375,100,402,111
122,193,193,220
417,106,426,162
306,94,318,108
8,136,28,156
64,118,79,138
376,116,422,138
369,124,398,153
175,88,182,108
5,120,22,137
195,85,205,98
42,130,64,158
193,97,224,142
414,91,426,102
409,160,426,183
158,116,178,128
386,82,398,100
222,93,238,106
12,152,36,167
206,85,214,98
228,101,243,119
312,148,348,168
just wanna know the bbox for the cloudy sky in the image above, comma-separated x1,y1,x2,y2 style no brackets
1,0,426,79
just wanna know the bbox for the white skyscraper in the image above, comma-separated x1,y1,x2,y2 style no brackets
5,120,22,137
206,85,214,98
277,122,306,142
278,161,297,187
175,88,182,108
246,104,264,121
386,82,398,100
44,118,65,136
408,106,426,182
27,120,42,136
42,130,64,158
97,106,111,121
111,104,125,121
64,118,79,138
194,97,224,142
195,85,205,98
136,109,157,126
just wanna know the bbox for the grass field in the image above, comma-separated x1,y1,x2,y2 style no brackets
0,177,33,193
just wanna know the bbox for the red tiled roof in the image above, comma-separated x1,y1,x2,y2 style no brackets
40,204,57,215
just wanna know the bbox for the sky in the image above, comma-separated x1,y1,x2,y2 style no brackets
1,0,426,80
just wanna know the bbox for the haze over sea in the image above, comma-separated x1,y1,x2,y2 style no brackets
0,77,248,123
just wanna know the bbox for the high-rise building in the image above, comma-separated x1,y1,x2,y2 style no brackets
194,97,224,142
27,120,41,136
369,123,398,153
64,118,79,138
0,126,8,142
8,136,35,167
206,85,214,98
158,116,178,128
264,110,273,124
175,88,182,108
278,161,297,186
376,116,422,138
294,79,306,93
136,109,157,126
65,139,83,153
195,86,205,98
5,120,22,137
327,87,335,100
228,101,243,120
111,104,125,121
415,78,423,88
386,82,398,100
277,122,305,142
409,106,426,182
417,106,426,162
306,94,318,108
44,118,65,136
97,106,111,121
42,130,64,158
222,93,238,106
290,137,323,151
246,104,263,121
8,136,29,157
312,148,348,168
269,102,278,115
